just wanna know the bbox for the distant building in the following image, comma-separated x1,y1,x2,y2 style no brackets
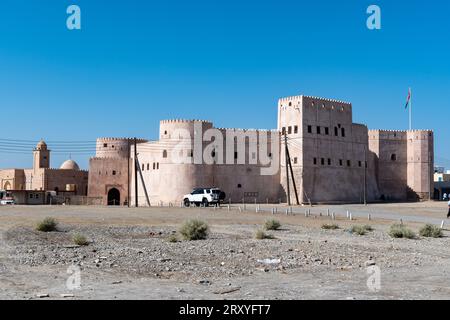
0,140,89,200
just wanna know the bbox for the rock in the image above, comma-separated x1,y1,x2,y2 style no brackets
199,279,211,285
365,260,376,267
94,259,100,264
112,281,122,284
36,293,49,298
60,294,74,298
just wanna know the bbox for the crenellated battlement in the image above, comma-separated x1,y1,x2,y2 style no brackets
216,128,279,133
96,137,148,143
278,95,351,105
369,129,433,133
44,168,89,173
160,119,212,124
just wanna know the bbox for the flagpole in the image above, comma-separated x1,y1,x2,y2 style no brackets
409,87,412,131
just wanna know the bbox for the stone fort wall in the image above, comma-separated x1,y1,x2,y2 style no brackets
130,120,281,206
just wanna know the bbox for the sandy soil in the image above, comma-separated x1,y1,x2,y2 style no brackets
0,203,449,300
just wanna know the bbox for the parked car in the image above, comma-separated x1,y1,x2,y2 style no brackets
183,188,224,207
0,190,15,205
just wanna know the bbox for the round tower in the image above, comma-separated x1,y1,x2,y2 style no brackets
95,138,147,158
159,119,213,140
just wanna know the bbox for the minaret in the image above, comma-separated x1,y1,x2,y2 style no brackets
33,140,50,169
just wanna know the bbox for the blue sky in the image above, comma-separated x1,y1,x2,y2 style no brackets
0,0,449,169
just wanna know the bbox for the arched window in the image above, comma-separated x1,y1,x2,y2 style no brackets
163,150,167,158
341,128,346,137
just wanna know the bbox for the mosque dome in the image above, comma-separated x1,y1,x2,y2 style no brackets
60,159,80,171
36,140,48,150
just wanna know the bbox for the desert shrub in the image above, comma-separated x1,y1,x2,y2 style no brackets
389,224,416,239
179,219,209,240
264,219,281,231
72,234,89,246
255,229,275,240
167,234,179,243
349,225,367,236
322,223,339,230
419,224,443,238
36,217,58,232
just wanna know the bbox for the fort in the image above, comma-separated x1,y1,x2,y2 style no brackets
87,94,434,206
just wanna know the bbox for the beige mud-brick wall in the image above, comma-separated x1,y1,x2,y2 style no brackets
87,138,147,205
88,157,130,205
369,130,409,200
0,169,25,190
130,120,281,206
45,169,89,196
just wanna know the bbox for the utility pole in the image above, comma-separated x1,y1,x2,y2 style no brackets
134,138,138,208
136,157,151,207
286,145,300,205
284,133,291,206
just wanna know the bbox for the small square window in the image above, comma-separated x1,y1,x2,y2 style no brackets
328,158,331,165
112,170,117,175
321,158,325,165
339,159,343,166
307,125,312,133
317,126,321,134
288,126,292,134
234,152,238,159
325,127,329,135
347,160,351,167
358,161,362,167
293,157,298,164
282,127,286,135
313,158,317,165
294,126,298,134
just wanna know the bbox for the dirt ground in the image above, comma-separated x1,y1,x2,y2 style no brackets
0,202,449,300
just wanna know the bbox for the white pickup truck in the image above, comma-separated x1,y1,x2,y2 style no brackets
183,188,224,207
